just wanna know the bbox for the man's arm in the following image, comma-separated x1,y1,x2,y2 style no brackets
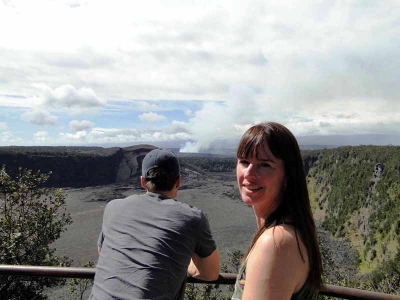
187,248,220,281
97,231,104,254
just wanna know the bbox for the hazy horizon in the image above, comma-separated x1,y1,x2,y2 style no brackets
1,134,399,157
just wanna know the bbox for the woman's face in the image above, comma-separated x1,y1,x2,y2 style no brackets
236,144,285,213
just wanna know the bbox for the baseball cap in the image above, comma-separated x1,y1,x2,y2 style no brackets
142,149,180,179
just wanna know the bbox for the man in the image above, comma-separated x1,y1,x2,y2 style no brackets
89,149,219,300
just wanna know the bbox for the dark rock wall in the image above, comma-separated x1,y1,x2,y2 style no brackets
0,145,156,187
116,145,156,182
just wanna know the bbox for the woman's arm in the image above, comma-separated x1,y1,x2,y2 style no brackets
242,225,309,300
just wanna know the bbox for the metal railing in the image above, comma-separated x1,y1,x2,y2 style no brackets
1,265,400,300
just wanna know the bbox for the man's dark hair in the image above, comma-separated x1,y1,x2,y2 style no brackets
144,167,179,192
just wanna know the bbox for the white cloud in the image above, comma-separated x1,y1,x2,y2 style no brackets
42,46,115,69
0,122,8,131
89,127,189,143
0,131,23,145
163,120,190,135
284,99,400,137
139,112,167,123
20,109,58,125
60,130,87,140
2,0,15,8
69,120,95,132
34,83,106,109
34,131,48,141
89,128,140,141
99,100,166,114
136,101,162,111
58,124,191,144
64,0,85,8
2,1,400,104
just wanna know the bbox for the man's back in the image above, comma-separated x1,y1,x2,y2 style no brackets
89,192,216,300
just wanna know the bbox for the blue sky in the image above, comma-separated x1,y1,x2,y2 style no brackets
1,0,399,151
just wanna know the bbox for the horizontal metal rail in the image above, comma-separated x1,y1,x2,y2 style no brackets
1,265,399,300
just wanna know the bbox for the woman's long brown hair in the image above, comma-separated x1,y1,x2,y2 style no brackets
237,122,323,291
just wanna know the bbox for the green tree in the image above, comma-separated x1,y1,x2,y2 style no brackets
184,283,226,300
0,165,72,300
67,261,95,300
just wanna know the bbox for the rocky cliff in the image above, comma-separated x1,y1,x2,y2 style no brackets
0,145,157,187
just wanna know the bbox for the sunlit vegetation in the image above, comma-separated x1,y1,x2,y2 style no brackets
304,146,400,295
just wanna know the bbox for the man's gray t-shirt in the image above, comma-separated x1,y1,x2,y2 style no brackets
89,192,217,300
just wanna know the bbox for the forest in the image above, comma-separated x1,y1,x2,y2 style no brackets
303,146,400,294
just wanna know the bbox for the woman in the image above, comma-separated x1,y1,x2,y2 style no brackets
232,122,322,300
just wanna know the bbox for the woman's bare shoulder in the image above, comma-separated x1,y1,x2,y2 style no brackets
246,224,309,295
256,224,301,252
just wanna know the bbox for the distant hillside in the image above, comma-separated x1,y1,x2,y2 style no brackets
303,146,400,278
179,156,236,173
